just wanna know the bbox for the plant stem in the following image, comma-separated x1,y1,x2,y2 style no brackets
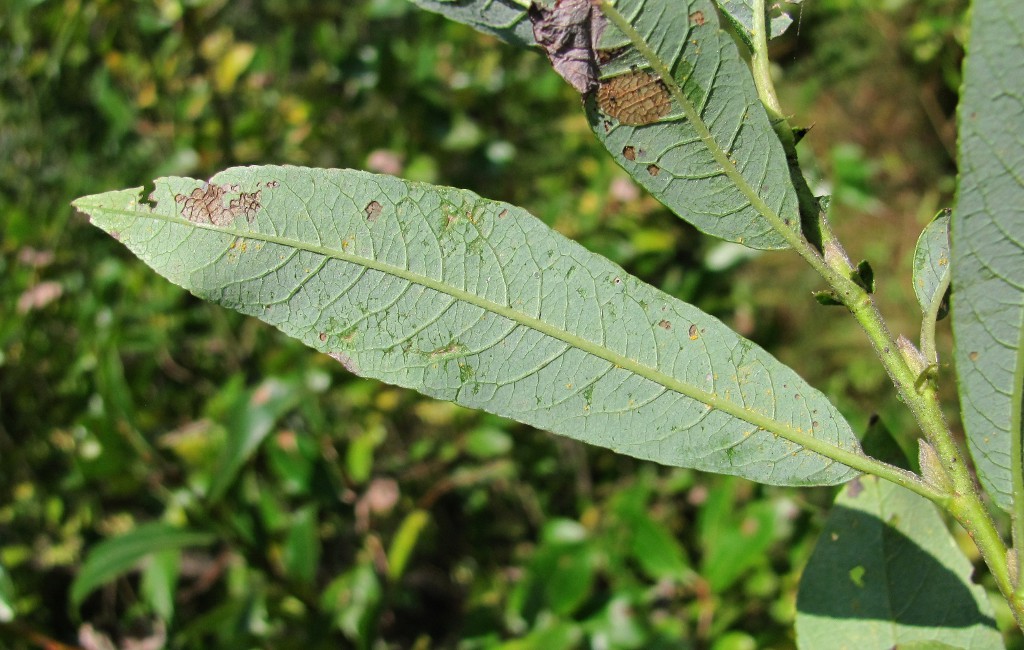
919,268,949,365
604,0,1023,627
750,0,783,116
1013,318,1024,596
746,0,1024,629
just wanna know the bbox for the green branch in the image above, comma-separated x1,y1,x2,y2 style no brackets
606,0,1021,627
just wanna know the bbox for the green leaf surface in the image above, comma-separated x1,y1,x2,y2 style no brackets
713,0,804,47
951,0,1024,512
407,0,536,47
0,564,14,622
913,209,951,319
321,561,382,645
71,523,216,608
697,477,775,591
141,549,181,622
588,0,800,250
628,512,690,581
795,476,1002,650
387,509,431,580
74,165,862,485
208,377,301,501
282,505,319,585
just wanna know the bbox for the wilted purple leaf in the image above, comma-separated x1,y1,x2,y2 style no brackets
529,0,606,94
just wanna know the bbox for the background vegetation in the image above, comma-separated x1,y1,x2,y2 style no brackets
3,0,1005,647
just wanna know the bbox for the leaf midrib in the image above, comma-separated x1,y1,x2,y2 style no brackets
82,199,863,468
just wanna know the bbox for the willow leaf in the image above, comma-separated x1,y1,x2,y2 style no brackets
913,209,951,319
407,0,536,47
951,0,1024,512
796,476,1002,649
588,0,800,250
74,165,861,485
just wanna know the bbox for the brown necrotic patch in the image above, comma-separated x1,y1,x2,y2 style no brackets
597,70,671,126
622,145,636,161
229,189,262,222
176,184,261,225
364,200,383,222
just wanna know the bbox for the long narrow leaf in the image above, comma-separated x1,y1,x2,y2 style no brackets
71,523,215,608
74,166,862,485
208,377,301,501
407,0,801,250
587,0,801,249
951,0,1024,512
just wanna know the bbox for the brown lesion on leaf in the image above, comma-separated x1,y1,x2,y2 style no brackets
175,183,261,226
229,189,262,222
266,180,280,188
646,164,661,176
597,71,671,126
498,208,509,219
658,319,671,330
622,145,636,161
689,11,705,26
365,200,383,222
688,324,699,340
329,351,360,375
428,342,466,359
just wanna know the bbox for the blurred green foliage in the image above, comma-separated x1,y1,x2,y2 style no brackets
2,0,1004,648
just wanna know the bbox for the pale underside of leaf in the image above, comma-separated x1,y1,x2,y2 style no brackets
713,0,804,48
407,0,537,47
913,209,951,316
74,165,861,486
951,0,1024,512
795,476,1002,650
588,0,800,250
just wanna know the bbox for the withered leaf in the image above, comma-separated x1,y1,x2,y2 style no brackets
529,0,606,94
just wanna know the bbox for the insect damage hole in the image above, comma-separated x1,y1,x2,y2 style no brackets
622,146,636,161
597,70,671,126
364,200,383,222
